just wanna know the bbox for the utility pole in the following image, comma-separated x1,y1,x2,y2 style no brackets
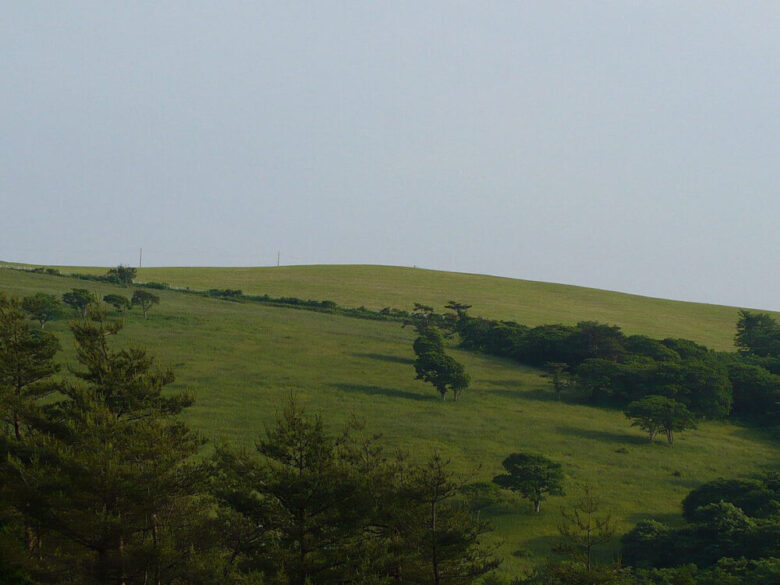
139,248,143,268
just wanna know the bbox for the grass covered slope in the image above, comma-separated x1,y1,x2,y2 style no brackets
1,265,777,574
16,263,774,351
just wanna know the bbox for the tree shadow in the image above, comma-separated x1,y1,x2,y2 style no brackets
483,379,527,389
624,511,684,526
331,383,435,402
490,388,559,402
729,424,778,445
351,352,414,365
555,426,648,445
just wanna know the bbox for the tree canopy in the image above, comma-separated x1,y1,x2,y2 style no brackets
131,289,160,319
624,396,697,445
493,452,564,513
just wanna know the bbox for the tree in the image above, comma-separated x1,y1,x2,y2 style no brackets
105,264,137,285
103,293,131,313
414,349,470,401
0,294,60,441
410,315,470,401
399,454,500,585
62,288,96,318
493,452,564,513
0,310,206,584
735,310,780,358
543,362,570,400
131,289,159,319
681,477,779,522
21,293,61,329
624,395,697,444
556,485,615,572
251,399,396,585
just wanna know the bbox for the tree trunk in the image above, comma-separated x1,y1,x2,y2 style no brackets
431,500,440,585
666,429,674,445
534,500,541,513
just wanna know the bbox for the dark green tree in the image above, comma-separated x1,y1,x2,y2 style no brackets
414,349,470,401
21,293,61,329
0,294,60,441
102,293,131,314
624,396,697,444
543,362,570,400
556,485,616,572
105,265,137,285
252,399,389,585
399,454,500,585
735,310,780,358
493,453,564,513
62,288,96,318
131,289,159,319
682,477,779,522
0,311,205,584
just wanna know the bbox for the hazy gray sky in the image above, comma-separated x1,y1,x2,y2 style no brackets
2,2,778,310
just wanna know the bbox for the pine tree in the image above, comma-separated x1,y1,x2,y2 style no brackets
1,308,207,584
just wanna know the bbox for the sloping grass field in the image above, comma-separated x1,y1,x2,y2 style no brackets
1,264,777,575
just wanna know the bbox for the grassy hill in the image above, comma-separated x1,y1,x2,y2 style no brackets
8,262,777,351
1,264,777,575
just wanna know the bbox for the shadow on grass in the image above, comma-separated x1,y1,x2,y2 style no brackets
483,379,527,389
490,388,559,402
729,424,778,444
555,426,648,445
351,352,414,365
332,383,435,402
624,511,684,527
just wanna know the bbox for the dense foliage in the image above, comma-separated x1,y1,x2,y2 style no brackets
450,306,780,425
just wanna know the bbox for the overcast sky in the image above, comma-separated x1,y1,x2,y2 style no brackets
2,2,778,310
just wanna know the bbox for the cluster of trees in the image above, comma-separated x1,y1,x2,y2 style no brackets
0,292,501,584
623,396,696,444
408,304,470,401
621,474,780,578
62,288,160,319
447,306,780,426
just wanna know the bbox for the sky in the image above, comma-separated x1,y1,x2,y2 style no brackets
2,2,778,311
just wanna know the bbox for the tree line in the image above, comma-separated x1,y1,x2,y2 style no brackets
445,305,779,427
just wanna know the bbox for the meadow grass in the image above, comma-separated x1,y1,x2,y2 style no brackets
14,263,779,351
1,266,777,575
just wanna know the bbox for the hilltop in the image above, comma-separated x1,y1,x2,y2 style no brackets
6,263,772,350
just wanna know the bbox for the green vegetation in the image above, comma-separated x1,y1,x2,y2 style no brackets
410,305,470,401
9,262,777,350
131,288,160,319
0,264,777,580
493,453,565,513
624,396,697,444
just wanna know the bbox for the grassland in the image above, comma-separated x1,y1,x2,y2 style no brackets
1,265,777,575
11,262,779,351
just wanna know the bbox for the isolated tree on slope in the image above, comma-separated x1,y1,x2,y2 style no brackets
22,292,61,328
132,289,159,319
493,452,564,513
624,395,697,445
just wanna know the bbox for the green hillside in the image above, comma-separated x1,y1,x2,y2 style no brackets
1,264,777,575
7,263,776,351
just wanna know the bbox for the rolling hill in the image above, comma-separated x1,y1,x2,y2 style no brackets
1,263,777,574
